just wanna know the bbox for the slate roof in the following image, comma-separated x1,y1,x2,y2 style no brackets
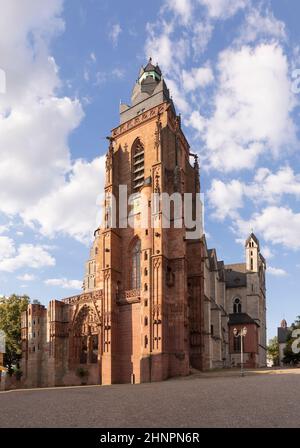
144,58,161,75
245,232,260,248
225,268,247,288
228,313,259,326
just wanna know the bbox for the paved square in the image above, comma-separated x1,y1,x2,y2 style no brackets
1,370,300,428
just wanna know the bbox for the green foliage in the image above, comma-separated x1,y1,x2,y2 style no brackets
267,336,279,366
0,294,30,370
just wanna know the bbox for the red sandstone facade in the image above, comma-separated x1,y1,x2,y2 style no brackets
20,61,267,387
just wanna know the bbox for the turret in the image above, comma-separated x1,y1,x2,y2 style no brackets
119,57,175,124
245,233,260,272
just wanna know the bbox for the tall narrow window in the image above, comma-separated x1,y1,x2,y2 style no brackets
131,239,141,289
132,139,145,193
233,298,242,314
233,335,241,352
80,336,88,364
91,335,98,363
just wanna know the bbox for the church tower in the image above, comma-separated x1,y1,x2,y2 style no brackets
245,233,260,272
89,58,203,384
245,233,267,364
19,61,267,389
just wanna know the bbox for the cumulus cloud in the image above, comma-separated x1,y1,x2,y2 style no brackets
165,78,190,113
22,156,106,244
235,206,300,251
267,266,288,277
0,0,107,247
208,179,244,220
0,242,55,272
251,167,300,203
198,0,249,19
45,278,82,290
189,44,297,172
0,0,85,222
236,7,286,44
182,66,214,92
165,0,193,25
192,21,214,55
208,166,300,220
0,236,15,259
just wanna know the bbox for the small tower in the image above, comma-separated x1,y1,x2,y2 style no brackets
280,319,288,329
119,58,174,124
245,232,260,272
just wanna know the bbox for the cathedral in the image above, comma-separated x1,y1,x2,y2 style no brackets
21,60,267,387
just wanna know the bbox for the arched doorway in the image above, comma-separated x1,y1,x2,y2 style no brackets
70,304,102,384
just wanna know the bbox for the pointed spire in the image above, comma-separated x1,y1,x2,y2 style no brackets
144,57,156,72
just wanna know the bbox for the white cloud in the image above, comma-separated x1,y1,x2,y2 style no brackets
261,246,274,260
45,278,82,290
189,44,297,172
198,0,248,19
186,110,206,133
235,206,300,251
237,7,286,44
0,236,15,259
22,156,105,244
17,273,36,282
182,66,214,92
0,0,84,218
145,25,173,73
0,243,55,272
251,166,300,203
109,23,122,47
192,21,214,55
208,179,244,220
267,266,288,277
165,78,190,114
209,166,300,220
0,224,10,235
90,52,96,62
165,0,192,25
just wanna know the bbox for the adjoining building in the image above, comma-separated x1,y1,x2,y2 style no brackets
21,60,267,387
278,319,290,366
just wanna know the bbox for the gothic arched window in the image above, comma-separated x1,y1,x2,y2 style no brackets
132,138,145,193
130,238,141,290
233,298,242,314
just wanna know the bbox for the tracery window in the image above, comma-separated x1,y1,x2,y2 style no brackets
132,138,145,193
233,298,242,314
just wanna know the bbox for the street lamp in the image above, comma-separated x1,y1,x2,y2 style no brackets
233,326,247,377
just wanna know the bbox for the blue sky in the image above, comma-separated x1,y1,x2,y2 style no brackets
0,0,300,340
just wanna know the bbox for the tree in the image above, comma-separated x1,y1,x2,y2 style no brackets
267,336,279,366
0,294,30,371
